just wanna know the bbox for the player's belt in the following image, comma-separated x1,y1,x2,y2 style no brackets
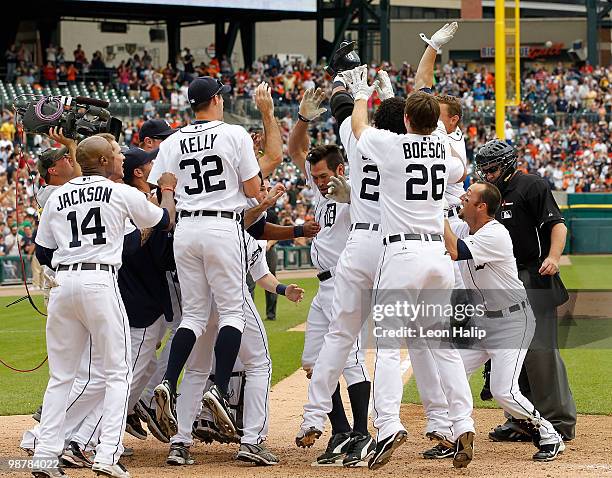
56,263,115,273
317,270,333,282
447,205,461,218
351,223,380,232
179,210,243,222
484,300,528,318
383,233,442,245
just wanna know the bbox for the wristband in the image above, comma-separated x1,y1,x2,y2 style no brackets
297,113,311,123
276,284,287,296
160,187,175,193
293,225,304,238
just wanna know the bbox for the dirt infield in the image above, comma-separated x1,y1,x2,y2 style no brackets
2,367,611,478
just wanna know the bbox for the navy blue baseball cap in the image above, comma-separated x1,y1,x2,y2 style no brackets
123,147,158,181
139,119,175,141
188,76,231,107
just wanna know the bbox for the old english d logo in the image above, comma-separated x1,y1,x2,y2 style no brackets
324,203,337,227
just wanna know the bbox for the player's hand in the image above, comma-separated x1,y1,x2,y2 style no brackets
299,87,327,121
539,256,560,276
325,175,351,203
254,82,274,116
375,70,395,101
285,284,305,303
157,172,177,190
303,221,321,237
48,126,76,148
343,64,379,101
420,22,458,53
260,183,286,209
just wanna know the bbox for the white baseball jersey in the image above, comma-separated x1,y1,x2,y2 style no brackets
452,219,527,310
36,184,59,209
339,118,381,224
246,234,269,280
35,175,163,268
357,127,464,236
148,120,260,212
305,161,351,272
435,121,467,207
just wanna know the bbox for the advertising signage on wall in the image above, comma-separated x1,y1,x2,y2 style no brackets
481,43,565,60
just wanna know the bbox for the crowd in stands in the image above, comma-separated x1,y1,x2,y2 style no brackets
1,48,611,268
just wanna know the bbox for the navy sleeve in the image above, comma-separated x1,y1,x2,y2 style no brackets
247,215,267,240
456,239,473,261
153,208,170,231
419,87,433,94
35,244,55,268
330,91,355,126
122,229,142,256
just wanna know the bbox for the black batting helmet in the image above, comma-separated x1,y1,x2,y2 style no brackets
474,139,517,191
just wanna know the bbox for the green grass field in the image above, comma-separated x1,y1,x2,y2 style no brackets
1,256,611,416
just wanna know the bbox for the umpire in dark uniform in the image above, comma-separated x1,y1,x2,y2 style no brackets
475,139,576,441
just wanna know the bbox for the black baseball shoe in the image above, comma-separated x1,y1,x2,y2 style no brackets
32,404,42,422
167,442,195,466
154,380,178,438
125,413,147,440
343,432,376,467
192,419,239,444
202,384,238,437
480,367,493,401
368,430,408,470
325,41,361,77
295,426,323,448
533,440,565,462
316,432,352,465
236,443,279,466
134,399,169,443
60,441,94,468
489,419,536,442
453,431,475,468
423,442,455,459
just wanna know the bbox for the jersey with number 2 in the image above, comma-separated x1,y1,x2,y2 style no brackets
148,120,260,213
357,127,464,236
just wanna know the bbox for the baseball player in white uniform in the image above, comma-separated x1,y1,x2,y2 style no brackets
32,136,176,478
168,232,304,466
347,68,474,469
443,181,565,462
148,76,261,440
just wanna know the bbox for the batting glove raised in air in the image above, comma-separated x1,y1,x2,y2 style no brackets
375,70,395,101
343,64,379,102
419,22,458,53
325,175,351,203
299,87,327,121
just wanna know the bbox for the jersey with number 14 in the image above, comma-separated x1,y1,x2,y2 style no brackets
339,118,381,225
35,176,163,268
148,120,260,213
357,127,464,236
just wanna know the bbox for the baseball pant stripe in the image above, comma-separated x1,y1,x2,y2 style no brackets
371,245,387,437
65,337,92,412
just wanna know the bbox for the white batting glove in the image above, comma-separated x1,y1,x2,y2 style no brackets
299,87,327,121
375,70,395,101
419,22,458,53
325,175,351,203
343,65,379,101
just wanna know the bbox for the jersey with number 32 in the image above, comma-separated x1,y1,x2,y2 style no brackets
35,176,163,268
148,121,260,213
357,127,464,236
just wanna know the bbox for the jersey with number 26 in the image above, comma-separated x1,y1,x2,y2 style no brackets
358,127,464,236
148,121,260,213
35,176,164,268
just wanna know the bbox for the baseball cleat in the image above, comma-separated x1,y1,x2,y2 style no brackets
134,399,169,443
32,405,42,423
295,426,322,448
92,461,130,478
423,442,455,459
489,419,535,442
121,447,133,458
60,441,93,468
20,446,34,456
343,432,376,467
153,380,178,438
425,430,446,442
192,419,239,444
236,443,279,466
125,413,147,440
533,440,565,462
453,431,475,468
31,465,66,478
368,430,408,470
202,385,238,437
480,367,493,401
316,432,352,465
166,443,195,466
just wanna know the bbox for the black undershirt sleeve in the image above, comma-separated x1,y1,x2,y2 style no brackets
35,244,55,269
456,238,473,261
153,208,170,231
